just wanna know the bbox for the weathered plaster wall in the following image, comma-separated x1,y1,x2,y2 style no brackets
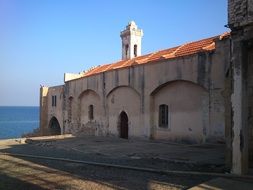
209,38,231,140
227,0,253,174
41,37,229,143
77,89,103,136
64,73,84,82
40,87,48,134
227,0,253,175
43,85,64,135
107,86,141,137
152,81,208,143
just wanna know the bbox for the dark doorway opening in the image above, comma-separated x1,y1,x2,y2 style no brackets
49,117,61,135
119,111,128,139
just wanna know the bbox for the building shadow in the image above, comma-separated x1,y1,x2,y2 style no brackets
0,172,47,190
0,138,214,190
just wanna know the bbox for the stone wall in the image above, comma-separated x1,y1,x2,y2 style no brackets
228,0,253,27
40,85,64,135
39,36,230,143
40,87,48,134
228,0,253,174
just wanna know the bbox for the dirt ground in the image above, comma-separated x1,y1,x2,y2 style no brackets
0,135,226,189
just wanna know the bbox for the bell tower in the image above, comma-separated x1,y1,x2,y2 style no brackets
120,21,143,60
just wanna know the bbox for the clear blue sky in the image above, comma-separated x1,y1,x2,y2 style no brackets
0,0,228,106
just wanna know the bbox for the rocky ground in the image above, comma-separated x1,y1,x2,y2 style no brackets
0,136,226,189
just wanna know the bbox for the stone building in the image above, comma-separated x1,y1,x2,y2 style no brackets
39,0,253,176
40,0,253,174
227,0,253,174
40,21,230,144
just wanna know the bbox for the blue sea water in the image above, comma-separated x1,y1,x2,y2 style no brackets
0,106,39,139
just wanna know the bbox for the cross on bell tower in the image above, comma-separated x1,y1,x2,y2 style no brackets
120,21,143,60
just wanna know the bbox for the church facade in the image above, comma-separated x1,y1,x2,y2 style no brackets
39,0,253,175
40,21,230,143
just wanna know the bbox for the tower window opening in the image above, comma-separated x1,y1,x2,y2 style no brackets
134,44,137,57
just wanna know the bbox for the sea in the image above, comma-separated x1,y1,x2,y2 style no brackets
0,106,39,139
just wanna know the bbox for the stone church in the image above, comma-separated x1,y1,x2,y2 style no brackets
40,0,253,174
40,21,230,143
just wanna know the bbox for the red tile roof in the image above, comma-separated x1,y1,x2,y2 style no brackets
82,32,230,78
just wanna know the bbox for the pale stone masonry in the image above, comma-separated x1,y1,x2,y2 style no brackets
40,21,230,144
40,0,253,175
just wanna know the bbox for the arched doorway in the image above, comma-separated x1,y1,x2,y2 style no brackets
107,86,141,137
49,117,61,135
119,111,128,139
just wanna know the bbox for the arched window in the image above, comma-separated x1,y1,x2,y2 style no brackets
159,104,168,128
88,105,94,120
134,44,137,57
125,44,129,57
